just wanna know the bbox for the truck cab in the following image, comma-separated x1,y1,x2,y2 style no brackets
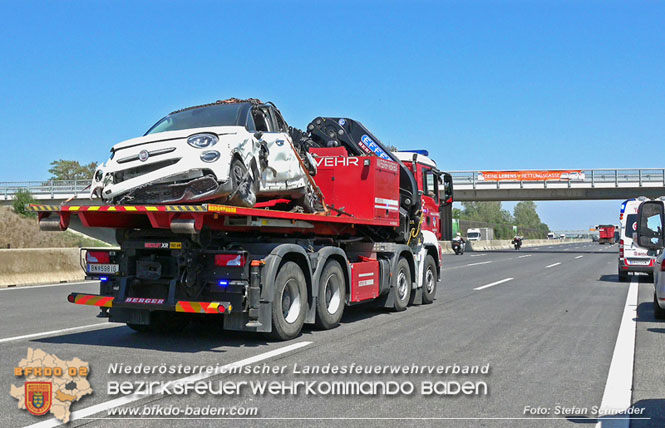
393,150,453,240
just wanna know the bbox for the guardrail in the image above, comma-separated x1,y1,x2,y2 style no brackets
0,180,90,200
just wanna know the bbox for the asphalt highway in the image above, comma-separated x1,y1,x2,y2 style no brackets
1,242,663,427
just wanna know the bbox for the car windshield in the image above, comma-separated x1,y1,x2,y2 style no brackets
145,104,244,135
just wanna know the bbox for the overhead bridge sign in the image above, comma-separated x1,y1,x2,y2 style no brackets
478,170,585,182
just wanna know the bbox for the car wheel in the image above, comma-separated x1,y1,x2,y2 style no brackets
392,258,411,311
315,260,346,329
228,158,256,208
618,267,628,282
269,261,308,340
654,293,665,320
421,255,437,304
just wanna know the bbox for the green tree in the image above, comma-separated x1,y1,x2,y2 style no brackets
12,189,37,218
460,201,515,239
48,160,97,181
513,201,550,238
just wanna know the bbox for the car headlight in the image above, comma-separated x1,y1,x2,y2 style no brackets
188,133,218,149
200,150,220,163
94,169,104,182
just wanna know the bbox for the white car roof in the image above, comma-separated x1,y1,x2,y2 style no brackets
392,151,437,168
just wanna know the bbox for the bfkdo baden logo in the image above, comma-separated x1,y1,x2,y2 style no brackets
11,348,92,423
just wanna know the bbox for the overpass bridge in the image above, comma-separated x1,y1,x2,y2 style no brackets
450,168,665,201
1,168,664,205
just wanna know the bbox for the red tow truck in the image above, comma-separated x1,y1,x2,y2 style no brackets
30,146,453,340
598,224,616,245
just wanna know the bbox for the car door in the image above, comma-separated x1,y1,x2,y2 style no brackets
256,106,306,194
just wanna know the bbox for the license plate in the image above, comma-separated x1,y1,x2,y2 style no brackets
87,263,119,274
628,259,651,266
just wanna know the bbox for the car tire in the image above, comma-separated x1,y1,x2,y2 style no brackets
392,258,411,311
421,255,437,304
228,158,257,208
654,293,665,320
269,261,308,340
618,267,628,282
315,260,346,330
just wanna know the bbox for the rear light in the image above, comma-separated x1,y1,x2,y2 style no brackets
619,240,624,258
86,251,110,264
214,253,246,267
67,294,75,303
218,305,225,313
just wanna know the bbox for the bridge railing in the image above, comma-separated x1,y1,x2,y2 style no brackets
450,168,665,187
0,180,90,199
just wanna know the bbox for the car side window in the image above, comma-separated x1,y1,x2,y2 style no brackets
273,109,288,132
252,107,272,133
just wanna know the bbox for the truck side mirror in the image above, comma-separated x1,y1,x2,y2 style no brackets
636,200,665,249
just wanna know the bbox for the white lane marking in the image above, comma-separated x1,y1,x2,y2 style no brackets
465,261,493,267
575,255,584,259
546,262,561,268
474,278,514,291
0,281,98,291
469,254,487,257
518,255,532,258
0,323,117,344
594,279,638,428
24,341,312,428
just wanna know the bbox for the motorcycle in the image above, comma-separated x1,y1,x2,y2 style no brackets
452,240,466,255
512,238,522,250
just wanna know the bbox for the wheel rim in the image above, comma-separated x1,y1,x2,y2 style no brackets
323,272,341,314
425,268,435,294
281,279,301,324
397,270,408,301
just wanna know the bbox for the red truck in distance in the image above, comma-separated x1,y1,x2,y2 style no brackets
598,225,616,245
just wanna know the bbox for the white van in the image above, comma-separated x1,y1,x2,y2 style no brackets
467,228,482,241
618,197,657,281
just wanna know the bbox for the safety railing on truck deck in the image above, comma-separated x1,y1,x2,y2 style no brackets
449,168,665,188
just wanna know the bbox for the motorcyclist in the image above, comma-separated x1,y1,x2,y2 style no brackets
511,235,522,250
452,233,466,255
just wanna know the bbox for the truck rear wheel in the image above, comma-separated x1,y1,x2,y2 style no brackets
618,267,628,282
421,255,437,304
269,261,308,340
315,260,346,329
393,258,411,312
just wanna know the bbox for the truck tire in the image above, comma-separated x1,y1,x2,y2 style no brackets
269,261,308,340
228,158,256,208
618,267,628,282
315,260,346,329
654,293,665,320
393,258,411,312
421,255,437,304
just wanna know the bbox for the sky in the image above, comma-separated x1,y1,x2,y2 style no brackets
0,0,663,230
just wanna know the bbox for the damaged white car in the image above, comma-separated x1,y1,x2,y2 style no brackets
90,98,319,209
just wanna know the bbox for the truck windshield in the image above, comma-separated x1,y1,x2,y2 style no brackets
468,233,481,239
145,104,244,135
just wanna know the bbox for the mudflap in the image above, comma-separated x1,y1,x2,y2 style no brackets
110,308,151,325
222,302,272,333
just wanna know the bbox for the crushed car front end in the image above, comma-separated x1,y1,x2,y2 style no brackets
91,126,258,204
